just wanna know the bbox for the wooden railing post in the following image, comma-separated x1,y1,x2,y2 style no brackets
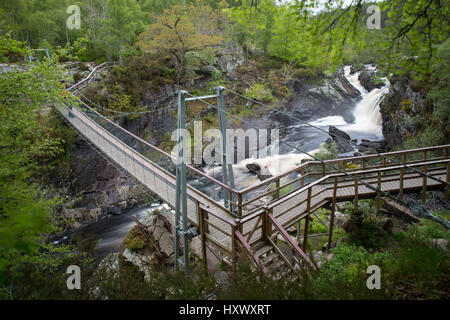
362,159,366,179
376,171,382,212
422,151,428,203
231,224,237,272
275,179,280,199
399,153,405,201
422,164,428,203
303,217,310,252
262,208,272,241
229,190,234,213
303,188,312,251
300,167,305,186
328,177,338,252
237,193,243,217
198,205,207,271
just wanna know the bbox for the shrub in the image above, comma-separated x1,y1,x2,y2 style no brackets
247,84,273,103
294,66,322,84
314,142,338,160
124,227,147,252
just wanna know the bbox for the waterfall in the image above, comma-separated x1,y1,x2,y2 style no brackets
199,64,390,191
343,65,390,138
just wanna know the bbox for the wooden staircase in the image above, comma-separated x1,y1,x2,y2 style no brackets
253,240,301,282
232,214,316,282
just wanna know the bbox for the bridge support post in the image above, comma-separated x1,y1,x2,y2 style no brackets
215,87,236,213
175,90,190,273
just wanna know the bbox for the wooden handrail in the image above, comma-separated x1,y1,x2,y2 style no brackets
267,213,316,270
199,204,237,227
234,230,269,275
237,145,450,196
268,158,449,210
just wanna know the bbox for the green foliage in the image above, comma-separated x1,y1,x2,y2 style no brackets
137,2,223,82
124,226,147,251
314,142,338,161
0,33,29,62
428,38,450,129
309,243,392,299
342,200,392,250
0,35,78,298
90,257,216,299
309,210,329,234
403,126,445,150
294,66,323,84
246,83,273,102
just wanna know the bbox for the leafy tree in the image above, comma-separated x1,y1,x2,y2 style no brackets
98,0,145,61
428,38,450,129
137,2,223,82
0,35,75,298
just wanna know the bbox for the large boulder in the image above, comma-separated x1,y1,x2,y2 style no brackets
245,163,273,181
328,126,354,153
246,163,261,175
358,139,387,153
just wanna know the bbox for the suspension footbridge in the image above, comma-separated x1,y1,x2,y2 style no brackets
55,62,450,279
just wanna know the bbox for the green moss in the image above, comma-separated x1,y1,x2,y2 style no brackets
247,84,273,103
124,226,147,252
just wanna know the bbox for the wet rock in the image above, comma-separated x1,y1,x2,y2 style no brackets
90,253,121,299
328,126,354,153
258,166,273,181
246,163,261,175
333,211,349,228
431,239,449,251
159,232,174,258
358,139,387,153
245,163,272,181
122,248,152,280
216,43,245,81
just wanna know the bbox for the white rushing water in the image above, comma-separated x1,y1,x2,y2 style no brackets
201,64,391,191
340,65,390,138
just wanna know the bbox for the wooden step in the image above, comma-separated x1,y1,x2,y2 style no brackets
255,245,274,258
261,252,278,266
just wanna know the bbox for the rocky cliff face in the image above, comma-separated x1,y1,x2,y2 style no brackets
59,136,150,229
380,75,432,149
273,67,361,128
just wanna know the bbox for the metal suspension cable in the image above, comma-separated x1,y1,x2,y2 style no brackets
183,91,442,208
222,87,449,187
69,97,239,197
79,93,176,116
